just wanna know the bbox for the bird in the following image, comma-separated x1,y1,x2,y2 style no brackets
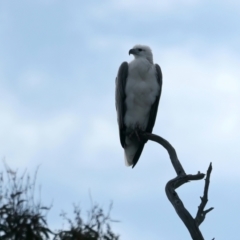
115,44,162,168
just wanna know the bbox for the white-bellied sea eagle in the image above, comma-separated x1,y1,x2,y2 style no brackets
115,45,162,168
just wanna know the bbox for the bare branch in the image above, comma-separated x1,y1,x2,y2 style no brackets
195,163,214,226
141,132,214,240
165,175,205,240
142,133,186,176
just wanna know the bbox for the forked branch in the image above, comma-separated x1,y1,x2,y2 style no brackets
141,132,214,240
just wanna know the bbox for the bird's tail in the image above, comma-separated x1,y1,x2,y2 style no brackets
124,144,138,166
124,137,145,167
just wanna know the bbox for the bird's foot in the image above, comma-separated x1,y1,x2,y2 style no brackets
129,127,143,142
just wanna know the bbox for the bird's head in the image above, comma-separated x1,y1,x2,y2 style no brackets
129,45,153,63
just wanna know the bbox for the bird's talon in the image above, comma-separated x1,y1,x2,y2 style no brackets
128,128,143,142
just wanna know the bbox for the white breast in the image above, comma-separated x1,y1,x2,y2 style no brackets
124,58,160,130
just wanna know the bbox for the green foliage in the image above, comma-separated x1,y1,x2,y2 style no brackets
55,203,119,240
0,163,52,239
0,163,119,240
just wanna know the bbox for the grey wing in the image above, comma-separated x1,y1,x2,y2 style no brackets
115,62,128,148
146,64,162,133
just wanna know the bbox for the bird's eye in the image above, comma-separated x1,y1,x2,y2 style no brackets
138,48,142,51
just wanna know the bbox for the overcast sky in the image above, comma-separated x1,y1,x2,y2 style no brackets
1,1,240,239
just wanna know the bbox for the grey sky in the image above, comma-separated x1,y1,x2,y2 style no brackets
0,1,239,239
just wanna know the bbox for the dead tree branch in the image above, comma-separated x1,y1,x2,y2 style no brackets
195,163,214,227
141,132,214,240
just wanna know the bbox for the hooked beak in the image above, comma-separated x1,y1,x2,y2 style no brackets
129,48,137,55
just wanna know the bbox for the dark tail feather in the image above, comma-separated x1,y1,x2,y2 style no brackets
132,143,145,168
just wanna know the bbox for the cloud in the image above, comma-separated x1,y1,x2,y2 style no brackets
0,86,80,167
84,116,119,151
18,69,48,89
111,0,201,13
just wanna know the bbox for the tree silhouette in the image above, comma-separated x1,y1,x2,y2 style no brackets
0,163,52,239
54,203,119,240
0,163,119,240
